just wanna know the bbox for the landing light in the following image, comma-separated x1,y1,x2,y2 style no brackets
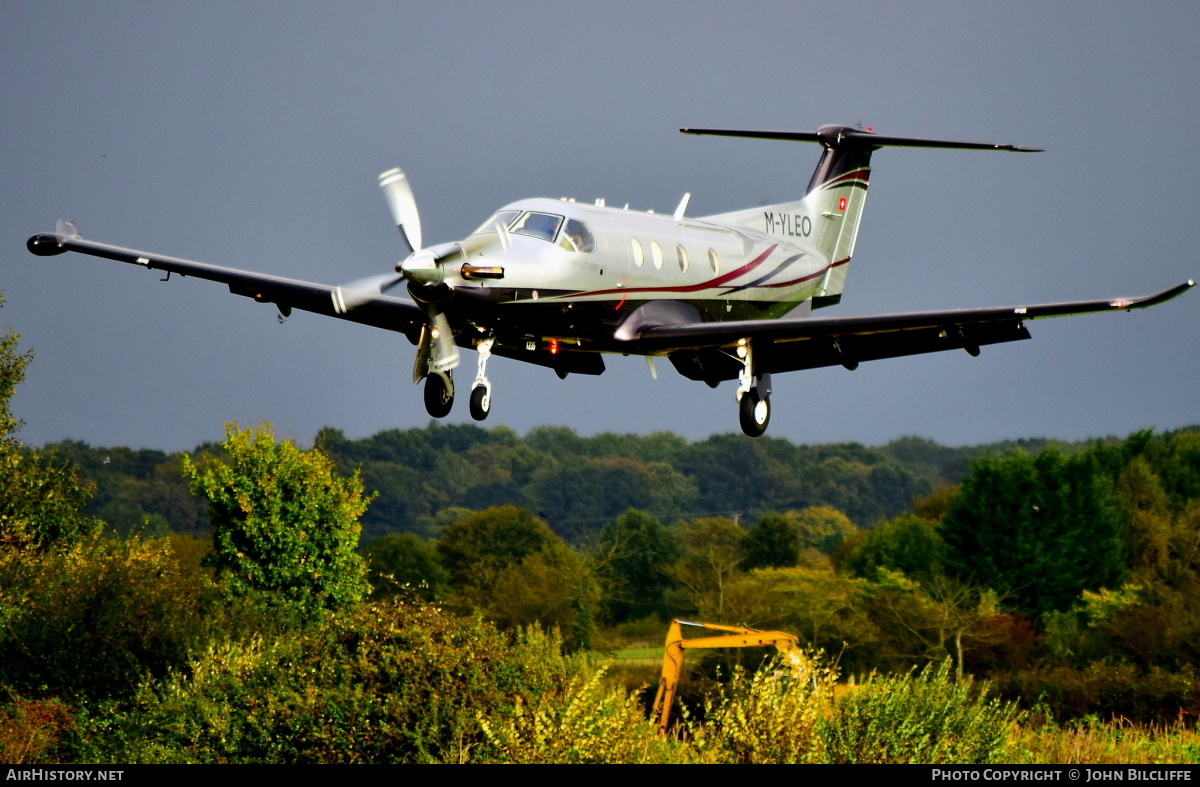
461,264,504,280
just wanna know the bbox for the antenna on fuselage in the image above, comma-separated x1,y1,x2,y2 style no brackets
673,193,691,220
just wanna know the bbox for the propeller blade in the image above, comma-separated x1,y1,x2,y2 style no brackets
379,168,422,254
331,272,405,314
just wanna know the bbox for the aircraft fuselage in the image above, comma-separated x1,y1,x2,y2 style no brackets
429,197,828,356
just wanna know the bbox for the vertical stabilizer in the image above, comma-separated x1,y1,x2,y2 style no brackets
681,126,1040,302
802,129,874,297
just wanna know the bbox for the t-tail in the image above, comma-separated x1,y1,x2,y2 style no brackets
682,125,1041,306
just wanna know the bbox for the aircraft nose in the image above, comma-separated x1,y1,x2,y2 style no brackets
399,249,444,286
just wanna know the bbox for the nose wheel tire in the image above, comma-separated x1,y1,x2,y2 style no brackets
739,387,770,437
469,385,491,421
424,373,454,418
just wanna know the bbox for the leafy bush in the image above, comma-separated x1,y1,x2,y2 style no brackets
993,663,1200,725
697,651,835,764
0,447,103,551
1007,712,1200,765
0,296,102,552
0,694,74,764
821,661,1018,764
0,536,212,701
72,602,579,763
477,666,668,763
363,532,450,601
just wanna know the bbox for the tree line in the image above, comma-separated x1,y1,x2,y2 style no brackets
48,418,1119,544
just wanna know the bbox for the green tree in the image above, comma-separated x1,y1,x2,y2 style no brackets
364,532,451,601
791,505,859,554
724,563,875,661
182,423,371,618
0,293,31,442
486,540,598,648
744,506,860,569
436,505,557,591
742,513,801,570
596,509,681,622
0,294,101,550
863,572,1007,681
843,513,947,582
434,505,599,646
941,449,1126,616
664,517,746,618
526,458,660,539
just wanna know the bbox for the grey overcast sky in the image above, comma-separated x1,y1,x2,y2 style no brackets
2,1,1197,452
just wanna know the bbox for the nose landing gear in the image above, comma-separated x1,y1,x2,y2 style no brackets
418,335,496,421
469,337,494,421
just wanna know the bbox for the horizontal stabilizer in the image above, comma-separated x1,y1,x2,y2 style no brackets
681,126,1042,152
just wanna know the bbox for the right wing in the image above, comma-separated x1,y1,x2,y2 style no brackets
615,282,1194,381
27,221,426,342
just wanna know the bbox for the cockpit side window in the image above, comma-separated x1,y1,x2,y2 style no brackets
470,210,520,236
510,211,563,242
558,218,596,253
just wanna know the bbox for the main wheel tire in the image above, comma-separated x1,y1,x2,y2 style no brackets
469,385,490,421
424,373,454,418
738,387,770,437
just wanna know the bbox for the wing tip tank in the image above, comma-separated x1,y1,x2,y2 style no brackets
26,233,67,256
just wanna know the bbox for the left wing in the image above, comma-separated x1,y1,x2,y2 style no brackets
617,282,1194,381
27,221,426,342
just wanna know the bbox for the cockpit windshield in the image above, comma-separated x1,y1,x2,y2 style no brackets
470,210,520,236
470,209,592,251
510,211,563,242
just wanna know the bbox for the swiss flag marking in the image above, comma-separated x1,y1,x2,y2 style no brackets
838,197,848,211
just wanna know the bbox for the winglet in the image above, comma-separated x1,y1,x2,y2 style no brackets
56,219,81,239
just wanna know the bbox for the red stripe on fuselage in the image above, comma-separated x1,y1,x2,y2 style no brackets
759,257,851,289
566,244,779,299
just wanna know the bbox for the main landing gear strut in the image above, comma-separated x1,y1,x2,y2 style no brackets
735,339,771,437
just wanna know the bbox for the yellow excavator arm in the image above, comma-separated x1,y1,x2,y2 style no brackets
651,619,803,736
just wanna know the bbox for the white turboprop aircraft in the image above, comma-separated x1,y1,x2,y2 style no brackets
27,126,1193,436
